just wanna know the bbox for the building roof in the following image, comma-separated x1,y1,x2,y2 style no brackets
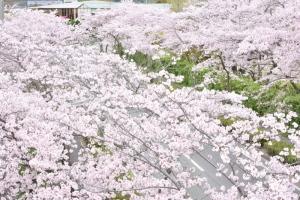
33,1,170,10
34,2,83,9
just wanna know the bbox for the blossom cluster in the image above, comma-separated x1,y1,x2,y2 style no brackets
0,8,299,200
82,0,300,81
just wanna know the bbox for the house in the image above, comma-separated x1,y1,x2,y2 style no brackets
34,2,83,19
34,1,170,18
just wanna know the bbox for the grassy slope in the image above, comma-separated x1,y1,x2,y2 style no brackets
115,44,299,164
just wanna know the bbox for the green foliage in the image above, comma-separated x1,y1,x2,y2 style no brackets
218,116,236,127
27,147,37,157
92,141,111,155
263,140,298,164
181,47,207,64
116,43,299,124
209,75,299,127
167,58,196,86
207,73,261,95
247,81,285,116
168,0,189,12
246,81,300,124
285,94,300,124
16,191,26,200
115,171,134,182
113,43,300,162
112,193,131,200
204,71,263,112
18,163,27,176
129,51,157,71
115,44,209,88
81,137,112,156
111,171,135,200
67,19,80,26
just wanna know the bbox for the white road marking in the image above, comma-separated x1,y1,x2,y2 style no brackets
184,154,205,172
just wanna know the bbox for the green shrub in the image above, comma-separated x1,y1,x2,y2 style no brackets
115,171,134,182
112,193,131,200
113,44,300,162
248,82,285,115
263,140,298,164
207,73,261,94
246,81,300,124
16,191,26,199
67,19,80,26
18,163,27,176
27,147,37,157
285,94,300,124
115,45,209,88
114,43,299,124
218,116,236,127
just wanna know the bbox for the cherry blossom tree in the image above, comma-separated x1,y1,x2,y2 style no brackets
83,0,300,82
0,7,299,200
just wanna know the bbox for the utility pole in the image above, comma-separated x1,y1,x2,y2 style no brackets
0,0,4,21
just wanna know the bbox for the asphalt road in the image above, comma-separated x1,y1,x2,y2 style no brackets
181,145,236,200
181,143,300,199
